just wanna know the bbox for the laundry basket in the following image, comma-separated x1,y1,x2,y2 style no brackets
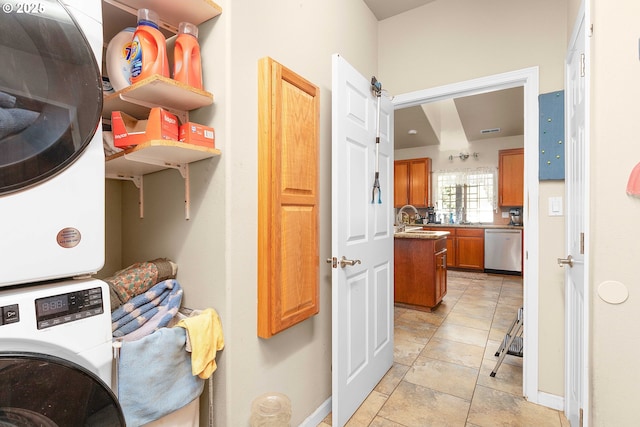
490,307,523,377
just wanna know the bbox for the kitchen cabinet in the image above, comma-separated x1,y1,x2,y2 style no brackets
456,228,485,270
102,0,222,219
498,148,524,207
394,158,432,208
423,227,484,271
432,227,457,267
394,236,447,311
257,58,320,338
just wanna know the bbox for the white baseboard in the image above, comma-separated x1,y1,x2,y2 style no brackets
299,397,331,427
537,391,564,411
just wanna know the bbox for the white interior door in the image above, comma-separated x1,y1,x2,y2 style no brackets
564,5,589,426
330,54,394,427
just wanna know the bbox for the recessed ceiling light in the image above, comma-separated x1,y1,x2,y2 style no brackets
408,129,418,135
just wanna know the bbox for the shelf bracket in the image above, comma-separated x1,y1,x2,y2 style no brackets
178,163,191,220
117,154,192,220
106,173,145,218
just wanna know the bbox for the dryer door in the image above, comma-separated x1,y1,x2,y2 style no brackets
0,0,102,195
0,353,124,426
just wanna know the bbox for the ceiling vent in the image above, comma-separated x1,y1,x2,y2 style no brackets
480,127,501,134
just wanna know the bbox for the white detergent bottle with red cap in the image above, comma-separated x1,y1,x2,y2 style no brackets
129,8,169,84
173,22,203,89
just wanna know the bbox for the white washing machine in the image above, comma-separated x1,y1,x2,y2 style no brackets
0,278,124,425
0,0,105,287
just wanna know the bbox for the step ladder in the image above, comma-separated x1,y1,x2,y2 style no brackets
490,307,523,377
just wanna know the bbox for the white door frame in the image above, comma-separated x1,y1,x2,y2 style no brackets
392,67,541,403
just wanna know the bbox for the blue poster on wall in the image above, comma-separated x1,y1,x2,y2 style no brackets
539,90,565,180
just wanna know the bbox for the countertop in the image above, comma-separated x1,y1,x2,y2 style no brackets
394,222,523,239
394,227,450,240
404,222,524,230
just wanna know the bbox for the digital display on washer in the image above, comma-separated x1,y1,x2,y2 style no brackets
34,287,104,329
36,294,69,316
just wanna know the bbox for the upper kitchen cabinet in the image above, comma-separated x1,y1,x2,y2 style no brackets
498,148,524,207
394,158,432,208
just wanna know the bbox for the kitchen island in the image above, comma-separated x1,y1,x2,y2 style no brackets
394,228,449,311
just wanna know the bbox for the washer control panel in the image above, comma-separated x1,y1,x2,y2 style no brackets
34,287,104,329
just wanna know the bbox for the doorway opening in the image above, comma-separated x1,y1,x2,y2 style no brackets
391,67,540,403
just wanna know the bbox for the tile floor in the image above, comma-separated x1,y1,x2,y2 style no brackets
318,270,569,427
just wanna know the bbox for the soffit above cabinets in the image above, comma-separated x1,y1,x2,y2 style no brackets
394,87,524,150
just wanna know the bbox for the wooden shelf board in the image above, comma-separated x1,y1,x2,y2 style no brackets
105,0,221,30
106,139,221,177
103,75,214,119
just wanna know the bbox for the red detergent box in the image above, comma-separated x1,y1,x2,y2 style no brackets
112,107,179,148
179,122,215,148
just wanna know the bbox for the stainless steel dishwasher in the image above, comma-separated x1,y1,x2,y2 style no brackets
484,229,522,274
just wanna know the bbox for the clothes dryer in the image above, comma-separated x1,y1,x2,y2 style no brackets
0,278,124,425
0,0,105,287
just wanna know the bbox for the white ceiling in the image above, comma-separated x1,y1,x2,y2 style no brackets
394,88,524,150
362,0,525,151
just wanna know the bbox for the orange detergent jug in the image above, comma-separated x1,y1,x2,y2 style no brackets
129,9,169,84
173,22,203,89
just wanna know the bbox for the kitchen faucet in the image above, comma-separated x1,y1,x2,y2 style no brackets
396,204,419,225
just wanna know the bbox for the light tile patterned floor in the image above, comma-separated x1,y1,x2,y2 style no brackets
318,271,569,427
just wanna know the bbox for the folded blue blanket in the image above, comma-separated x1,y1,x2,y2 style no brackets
111,279,182,339
118,327,204,426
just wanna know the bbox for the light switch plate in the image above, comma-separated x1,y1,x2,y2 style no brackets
549,196,563,216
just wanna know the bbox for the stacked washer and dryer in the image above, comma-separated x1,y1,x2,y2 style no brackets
0,0,125,424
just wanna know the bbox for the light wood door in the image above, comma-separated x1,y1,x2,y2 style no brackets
331,54,394,427
394,158,431,208
456,228,484,270
435,247,447,302
499,148,524,206
408,158,430,207
394,161,409,207
257,57,320,338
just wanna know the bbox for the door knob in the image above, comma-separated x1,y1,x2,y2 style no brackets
340,256,362,268
557,255,574,268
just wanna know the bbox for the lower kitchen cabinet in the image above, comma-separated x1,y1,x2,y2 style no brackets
423,227,484,271
394,237,447,311
456,228,484,270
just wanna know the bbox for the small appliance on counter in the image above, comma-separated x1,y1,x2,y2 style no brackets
509,208,523,226
426,206,439,224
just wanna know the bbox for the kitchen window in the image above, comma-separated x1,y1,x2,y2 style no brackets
434,168,496,223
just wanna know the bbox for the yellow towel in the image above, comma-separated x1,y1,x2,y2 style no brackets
176,308,224,379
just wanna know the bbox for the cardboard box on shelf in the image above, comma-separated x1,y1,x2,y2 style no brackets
112,107,179,148
179,122,215,148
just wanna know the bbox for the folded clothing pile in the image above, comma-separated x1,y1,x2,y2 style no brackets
104,258,178,311
111,278,183,341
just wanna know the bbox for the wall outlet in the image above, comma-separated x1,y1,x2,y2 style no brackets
501,211,509,218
